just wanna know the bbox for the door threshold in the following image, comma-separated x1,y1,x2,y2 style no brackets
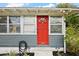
38,45,49,47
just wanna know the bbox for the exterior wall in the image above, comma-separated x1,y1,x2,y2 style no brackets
0,35,37,47
0,35,64,48
49,35,64,48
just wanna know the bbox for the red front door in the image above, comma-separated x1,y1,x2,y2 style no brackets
37,16,49,45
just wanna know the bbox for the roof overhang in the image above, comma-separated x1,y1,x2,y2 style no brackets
0,8,79,16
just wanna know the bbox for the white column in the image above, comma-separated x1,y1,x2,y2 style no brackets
64,40,66,53
7,16,9,33
62,17,66,37
62,16,66,53
49,16,50,35
20,16,23,34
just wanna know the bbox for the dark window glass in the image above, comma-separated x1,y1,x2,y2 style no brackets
0,16,7,23
51,25,62,33
9,24,20,33
0,25,7,33
9,16,20,24
9,16,20,33
0,16,7,33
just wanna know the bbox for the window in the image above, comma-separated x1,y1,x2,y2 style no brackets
0,16,7,33
51,25,62,33
23,16,36,33
23,25,36,33
0,16,36,34
50,16,62,33
9,16,20,33
50,16,62,24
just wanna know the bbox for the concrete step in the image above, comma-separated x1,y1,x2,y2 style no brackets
34,51,53,56
30,47,53,51
29,47,53,56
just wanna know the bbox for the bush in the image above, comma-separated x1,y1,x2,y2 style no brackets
65,26,79,55
9,51,16,56
8,50,28,56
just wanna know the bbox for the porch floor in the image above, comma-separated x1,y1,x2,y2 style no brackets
0,47,64,56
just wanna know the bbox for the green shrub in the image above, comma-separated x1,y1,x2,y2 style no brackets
65,26,79,55
8,50,28,56
9,51,16,56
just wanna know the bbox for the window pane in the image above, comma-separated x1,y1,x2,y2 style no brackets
9,24,20,33
0,25,7,33
23,17,35,24
23,25,36,33
51,25,62,33
0,16,7,23
50,16,62,24
9,16,20,24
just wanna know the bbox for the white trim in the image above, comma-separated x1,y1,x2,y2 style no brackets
7,16,9,33
23,16,37,34
20,16,23,34
62,16,64,35
49,17,63,35
62,16,66,53
64,22,66,37
0,15,65,35
0,16,37,35
35,15,37,35
49,33,64,35
50,24,62,25
48,16,50,33
64,17,66,37
0,33,64,35
62,16,66,37
49,16,64,35
64,40,66,53
0,33,37,35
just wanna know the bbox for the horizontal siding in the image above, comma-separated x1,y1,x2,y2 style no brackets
49,35,64,48
0,35,37,47
0,35,64,48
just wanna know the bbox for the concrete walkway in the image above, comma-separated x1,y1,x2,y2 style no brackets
34,51,53,56
0,47,64,56
30,47,53,56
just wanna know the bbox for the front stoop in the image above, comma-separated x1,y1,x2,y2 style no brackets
30,47,53,56
34,51,53,56
0,47,64,56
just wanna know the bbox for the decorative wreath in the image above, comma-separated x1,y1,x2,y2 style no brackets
39,17,46,23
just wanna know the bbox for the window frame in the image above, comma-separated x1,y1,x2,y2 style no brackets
49,16,64,35
0,16,37,35
9,16,21,33
0,16,7,33
23,16,37,35
6,16,21,34
0,16,65,35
